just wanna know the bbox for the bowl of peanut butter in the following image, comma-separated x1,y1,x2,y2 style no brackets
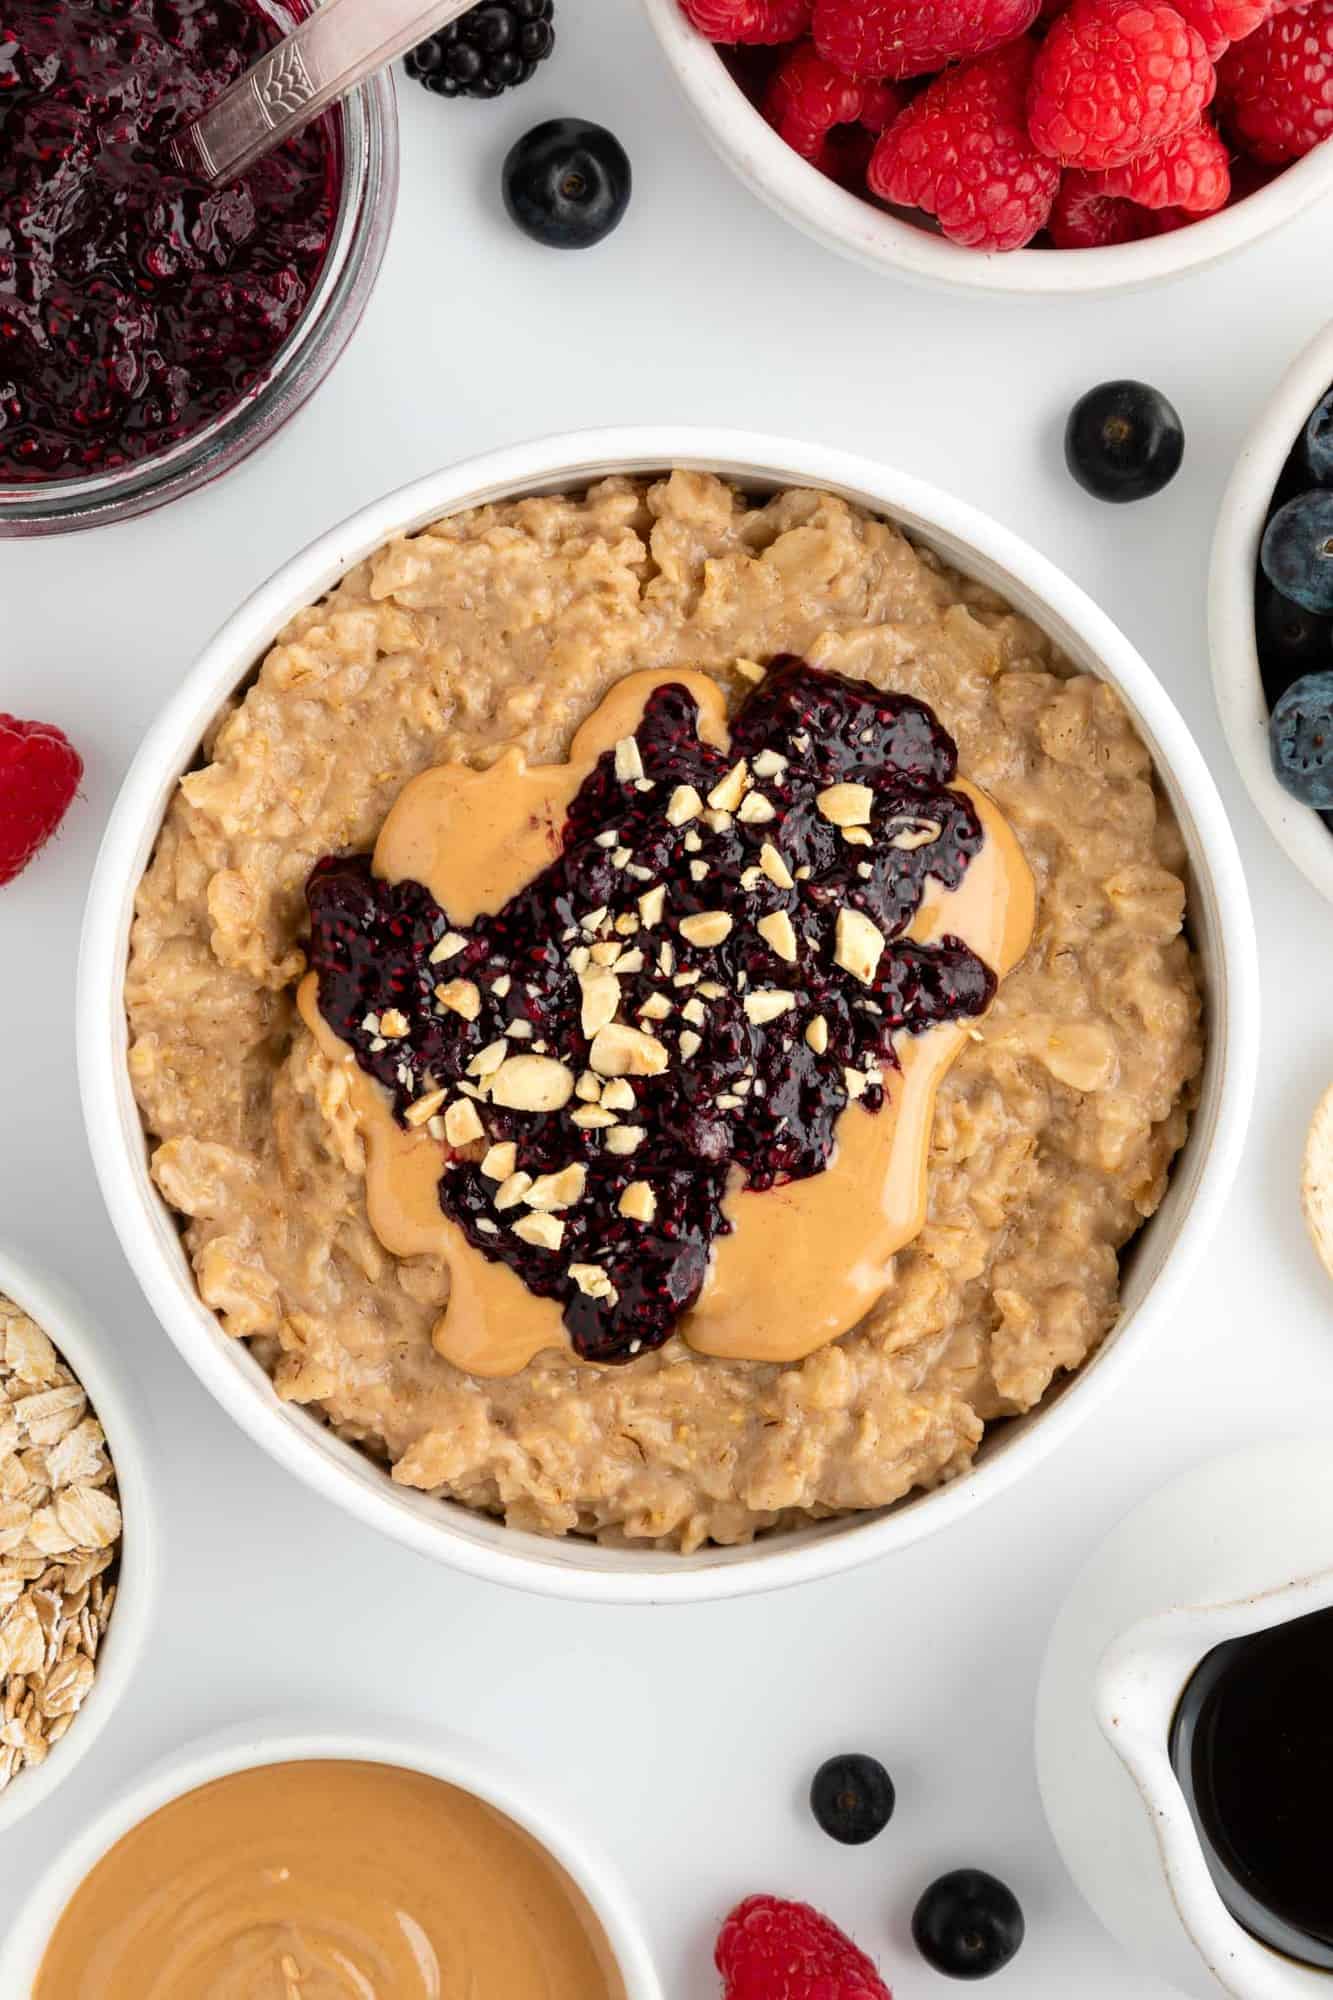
0,1719,662,1999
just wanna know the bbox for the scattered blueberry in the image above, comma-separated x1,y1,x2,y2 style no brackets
809,1754,896,1844
1064,380,1185,503
405,0,554,99
502,118,632,249
1257,581,1332,695
1304,388,1333,485
913,1870,1025,1981
1269,670,1333,810
1261,491,1333,616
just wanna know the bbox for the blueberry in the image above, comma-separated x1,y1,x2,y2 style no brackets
1269,670,1333,809
1257,580,1333,698
809,1754,896,1844
1064,380,1184,503
1261,491,1333,615
1305,388,1333,485
913,1870,1024,1981
502,118,631,249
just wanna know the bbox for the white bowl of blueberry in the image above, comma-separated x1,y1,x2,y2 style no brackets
1211,321,1333,904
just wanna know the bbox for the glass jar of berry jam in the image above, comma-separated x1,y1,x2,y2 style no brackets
0,0,398,537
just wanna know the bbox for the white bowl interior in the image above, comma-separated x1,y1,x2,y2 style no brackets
0,1720,662,1997
0,1246,158,1833
639,0,1333,296
78,431,1259,1603
1210,319,1333,906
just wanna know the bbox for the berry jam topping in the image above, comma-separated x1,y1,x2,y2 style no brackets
306,658,997,1366
0,0,337,484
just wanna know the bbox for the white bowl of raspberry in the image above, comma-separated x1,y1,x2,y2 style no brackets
78,428,1258,1604
641,0,1333,294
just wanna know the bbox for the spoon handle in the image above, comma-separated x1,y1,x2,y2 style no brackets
174,0,476,186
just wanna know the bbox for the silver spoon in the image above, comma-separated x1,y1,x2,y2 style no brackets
173,0,479,186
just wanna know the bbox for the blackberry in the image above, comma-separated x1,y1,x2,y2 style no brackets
405,1,555,99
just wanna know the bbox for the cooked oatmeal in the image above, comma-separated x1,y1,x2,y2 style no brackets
127,473,1203,1548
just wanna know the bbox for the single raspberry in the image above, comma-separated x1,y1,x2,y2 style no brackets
859,76,908,130
1218,0,1333,159
716,1896,892,2000
0,715,83,887
1048,170,1191,237
680,0,813,44
1172,0,1278,60
1028,0,1217,168
763,41,867,157
868,38,1061,250
1088,114,1232,203
814,0,1042,79
1049,170,1163,237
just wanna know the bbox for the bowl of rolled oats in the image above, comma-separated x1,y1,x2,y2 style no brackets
0,1245,155,1828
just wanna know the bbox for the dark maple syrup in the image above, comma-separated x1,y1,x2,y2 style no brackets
1169,1604,1333,1970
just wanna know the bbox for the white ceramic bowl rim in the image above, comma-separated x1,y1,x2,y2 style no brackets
0,1718,663,1997
77,425,1260,1605
0,1243,159,1833
640,0,1333,296
1210,318,1333,905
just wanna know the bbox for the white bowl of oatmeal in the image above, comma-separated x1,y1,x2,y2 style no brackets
0,1718,662,1996
0,1243,157,1830
78,430,1258,1603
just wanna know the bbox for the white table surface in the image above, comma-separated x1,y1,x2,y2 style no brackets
3,5,1332,1992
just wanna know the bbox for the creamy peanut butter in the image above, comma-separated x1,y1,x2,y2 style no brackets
34,1759,627,2000
301,672,1034,1376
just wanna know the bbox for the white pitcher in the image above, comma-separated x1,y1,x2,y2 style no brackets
1036,1440,1333,2000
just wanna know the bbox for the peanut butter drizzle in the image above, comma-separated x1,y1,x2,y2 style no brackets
301,676,1034,1377
684,782,1033,1363
299,977,567,1377
34,1759,627,2000
374,668,731,923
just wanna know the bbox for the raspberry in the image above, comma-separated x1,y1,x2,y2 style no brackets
0,715,83,887
1028,0,1217,168
1172,0,1278,60
716,1896,893,2000
814,0,1042,78
763,41,868,157
1049,170,1164,237
859,76,908,130
1048,170,1190,237
1218,0,1333,159
680,0,813,43
1088,114,1232,203
762,42,907,182
868,38,1061,249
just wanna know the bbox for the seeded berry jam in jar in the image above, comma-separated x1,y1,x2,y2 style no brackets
0,0,397,536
